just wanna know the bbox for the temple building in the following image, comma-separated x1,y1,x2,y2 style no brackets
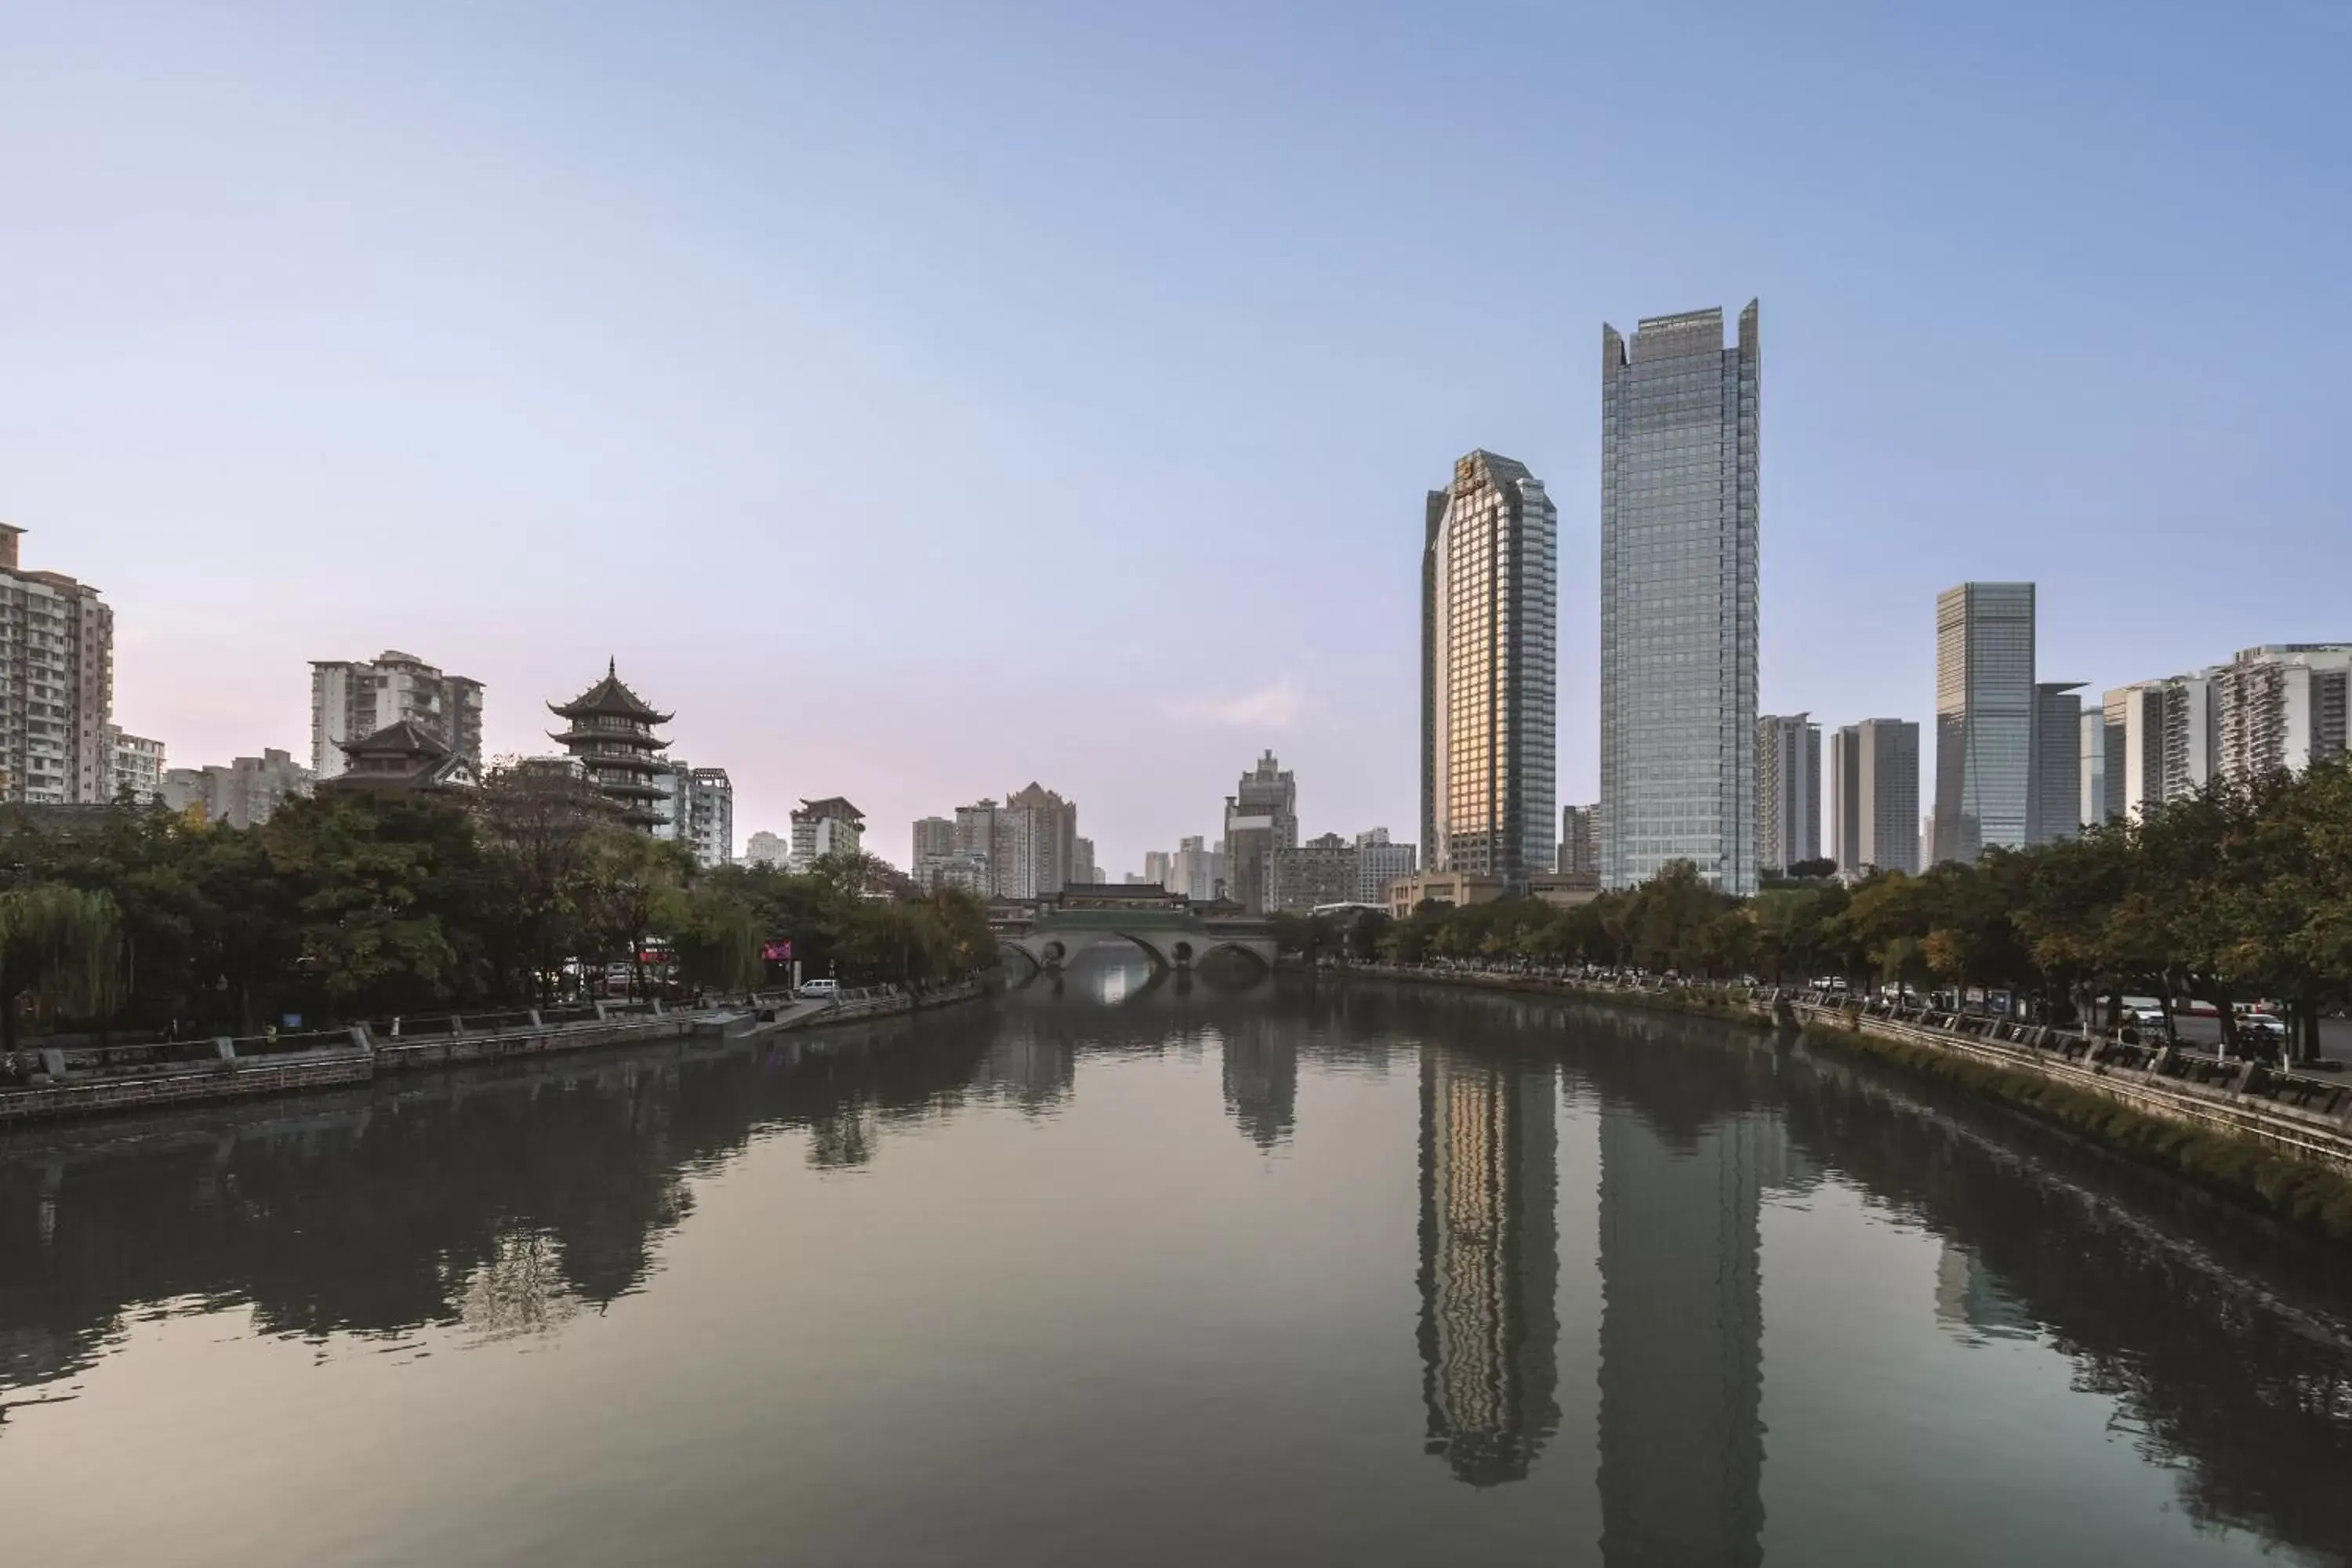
547,660,673,830
316,719,477,797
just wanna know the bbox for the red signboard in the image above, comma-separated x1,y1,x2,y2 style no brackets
762,940,794,963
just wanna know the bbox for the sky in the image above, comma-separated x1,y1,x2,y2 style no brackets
3,1,2347,877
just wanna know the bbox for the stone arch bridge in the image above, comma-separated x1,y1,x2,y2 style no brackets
993,886,1276,980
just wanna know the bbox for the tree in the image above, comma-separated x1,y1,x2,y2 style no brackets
569,830,694,998
470,763,615,1002
670,887,765,994
0,884,124,1051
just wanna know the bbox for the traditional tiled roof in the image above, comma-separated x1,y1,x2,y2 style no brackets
547,658,674,724
321,719,475,793
336,719,451,761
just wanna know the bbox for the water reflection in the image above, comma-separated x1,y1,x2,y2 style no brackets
1223,1015,1298,1150
1595,1102,1766,1563
1416,1049,1559,1484
2,978,2349,1563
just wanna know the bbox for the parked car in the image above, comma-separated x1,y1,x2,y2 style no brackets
796,978,840,1000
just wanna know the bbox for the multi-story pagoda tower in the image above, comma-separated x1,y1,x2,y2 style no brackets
546,659,673,830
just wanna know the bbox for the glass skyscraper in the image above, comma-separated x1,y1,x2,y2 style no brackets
1421,450,1558,887
1933,583,2036,863
1599,303,1760,896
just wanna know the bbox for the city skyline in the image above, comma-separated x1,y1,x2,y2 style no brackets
5,6,2348,876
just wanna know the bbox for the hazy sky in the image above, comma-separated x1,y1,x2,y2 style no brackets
4,2,2346,875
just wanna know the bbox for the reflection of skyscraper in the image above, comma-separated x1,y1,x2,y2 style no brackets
1417,1049,1559,1486
1933,1240,2034,1341
1221,1023,1298,1149
1597,1106,1765,1565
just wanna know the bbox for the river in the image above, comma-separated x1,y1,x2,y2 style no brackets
4,967,2351,1566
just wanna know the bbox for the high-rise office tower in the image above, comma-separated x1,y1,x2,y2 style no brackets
1072,835,1099,886
1755,713,1820,873
2212,644,2352,785
1557,803,1600,879
1600,305,1760,896
1829,720,1920,874
311,649,484,780
1933,583,2036,864
1142,849,1174,889
1424,450,1558,889
0,524,114,804
2027,682,2085,846
2080,709,2110,829
1224,750,1298,913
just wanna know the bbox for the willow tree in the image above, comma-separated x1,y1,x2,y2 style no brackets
0,884,125,1051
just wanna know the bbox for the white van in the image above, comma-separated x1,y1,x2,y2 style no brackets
795,978,839,1000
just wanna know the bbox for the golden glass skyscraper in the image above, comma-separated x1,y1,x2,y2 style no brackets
1421,450,1559,887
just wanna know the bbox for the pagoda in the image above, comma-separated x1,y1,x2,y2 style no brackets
546,659,673,830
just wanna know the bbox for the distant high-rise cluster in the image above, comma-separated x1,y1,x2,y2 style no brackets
1171,835,1224,902
1123,757,1413,914
161,749,312,829
1424,452,1557,891
909,785,1080,898
2088,645,2350,826
1599,305,1759,897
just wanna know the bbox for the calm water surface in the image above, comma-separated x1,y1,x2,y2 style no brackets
5,970,2352,1566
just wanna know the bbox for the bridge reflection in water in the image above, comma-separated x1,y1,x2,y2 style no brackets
2,978,2350,1563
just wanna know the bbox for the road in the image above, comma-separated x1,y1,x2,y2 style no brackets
2165,1012,2352,1069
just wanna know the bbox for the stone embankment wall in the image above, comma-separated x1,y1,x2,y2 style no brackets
0,979,990,1130
1333,964,2352,1235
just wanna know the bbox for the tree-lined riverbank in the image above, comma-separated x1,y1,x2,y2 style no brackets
0,773,995,1051
1356,757,2352,1063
